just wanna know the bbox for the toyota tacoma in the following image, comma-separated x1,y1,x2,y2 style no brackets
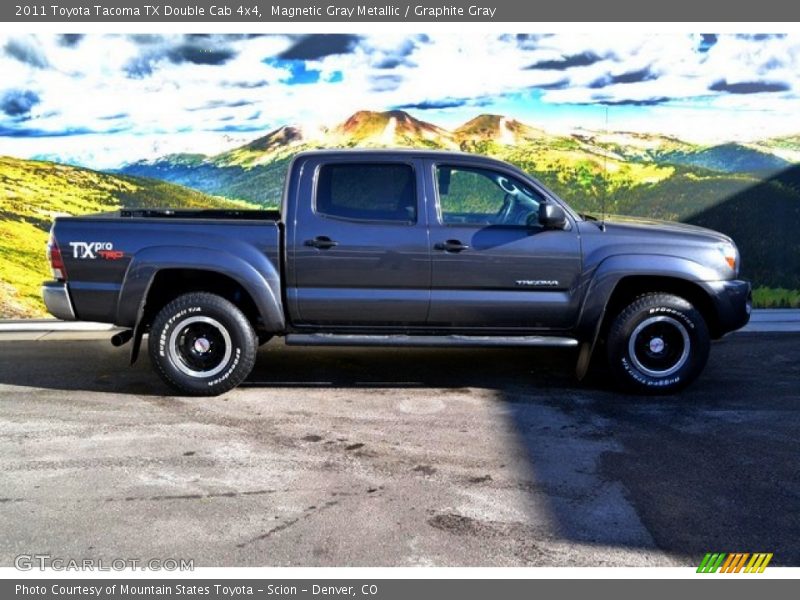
42,150,752,395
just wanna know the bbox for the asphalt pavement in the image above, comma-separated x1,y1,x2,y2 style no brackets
0,332,798,567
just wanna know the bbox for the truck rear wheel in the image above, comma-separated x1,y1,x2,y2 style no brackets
606,293,710,394
148,292,257,396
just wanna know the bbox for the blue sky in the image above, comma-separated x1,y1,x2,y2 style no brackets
1,33,799,168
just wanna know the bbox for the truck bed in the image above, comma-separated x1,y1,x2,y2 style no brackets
52,211,283,326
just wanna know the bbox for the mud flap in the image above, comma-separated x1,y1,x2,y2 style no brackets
575,341,592,381
129,319,146,365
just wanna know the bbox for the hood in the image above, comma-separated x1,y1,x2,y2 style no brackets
583,214,733,244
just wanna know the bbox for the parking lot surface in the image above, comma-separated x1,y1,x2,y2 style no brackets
0,332,798,566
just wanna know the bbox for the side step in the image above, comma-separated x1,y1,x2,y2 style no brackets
285,333,579,348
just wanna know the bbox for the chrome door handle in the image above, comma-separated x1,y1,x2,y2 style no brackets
434,239,469,252
305,236,338,250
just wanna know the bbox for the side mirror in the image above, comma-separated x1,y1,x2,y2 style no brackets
538,202,567,230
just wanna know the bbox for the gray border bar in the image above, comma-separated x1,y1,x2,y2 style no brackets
4,579,799,600
3,1,800,22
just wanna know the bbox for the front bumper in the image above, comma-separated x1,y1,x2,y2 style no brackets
705,279,752,336
42,281,76,321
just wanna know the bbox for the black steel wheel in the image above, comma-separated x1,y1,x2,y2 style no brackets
607,293,710,394
148,292,257,396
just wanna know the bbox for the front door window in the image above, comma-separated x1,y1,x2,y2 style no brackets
436,165,542,227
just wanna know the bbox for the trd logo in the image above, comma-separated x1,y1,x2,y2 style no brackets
69,242,121,260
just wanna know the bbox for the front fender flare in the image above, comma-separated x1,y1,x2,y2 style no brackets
574,254,718,379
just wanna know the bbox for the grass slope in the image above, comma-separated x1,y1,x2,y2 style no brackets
0,156,252,318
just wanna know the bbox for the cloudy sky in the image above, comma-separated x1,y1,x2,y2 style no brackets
1,32,799,168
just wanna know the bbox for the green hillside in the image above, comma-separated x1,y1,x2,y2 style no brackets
0,156,253,318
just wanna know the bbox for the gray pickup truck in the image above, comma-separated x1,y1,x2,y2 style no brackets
43,149,751,395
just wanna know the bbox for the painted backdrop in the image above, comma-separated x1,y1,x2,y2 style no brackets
1,33,799,317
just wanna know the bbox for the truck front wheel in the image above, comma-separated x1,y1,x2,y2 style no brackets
606,293,710,394
148,292,257,396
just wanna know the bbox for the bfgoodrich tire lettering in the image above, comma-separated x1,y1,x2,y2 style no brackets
148,292,257,396
606,293,710,394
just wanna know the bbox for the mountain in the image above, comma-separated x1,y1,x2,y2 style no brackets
215,125,313,168
749,135,800,165
455,114,547,146
571,131,790,173
115,108,798,213
331,110,456,148
239,125,304,154
660,143,789,173
121,110,682,207
123,110,795,210
116,110,800,218
0,156,251,318
758,134,800,151
122,110,459,205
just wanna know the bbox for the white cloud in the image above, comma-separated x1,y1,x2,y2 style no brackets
1,33,799,167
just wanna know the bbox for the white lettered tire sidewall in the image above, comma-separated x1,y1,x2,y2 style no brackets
607,293,710,394
148,292,257,396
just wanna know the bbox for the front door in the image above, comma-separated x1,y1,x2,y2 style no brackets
289,158,431,327
427,162,582,330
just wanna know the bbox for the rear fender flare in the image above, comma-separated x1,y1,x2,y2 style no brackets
117,245,284,332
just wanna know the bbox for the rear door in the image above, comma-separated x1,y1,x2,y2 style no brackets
426,160,582,330
288,156,431,326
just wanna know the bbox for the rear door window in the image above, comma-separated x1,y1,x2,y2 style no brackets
315,163,417,224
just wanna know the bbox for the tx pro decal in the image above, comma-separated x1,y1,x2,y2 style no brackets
69,242,124,260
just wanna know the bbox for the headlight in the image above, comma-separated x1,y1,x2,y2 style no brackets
719,242,739,276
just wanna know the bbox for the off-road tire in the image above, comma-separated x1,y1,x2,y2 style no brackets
607,293,710,394
148,292,257,396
